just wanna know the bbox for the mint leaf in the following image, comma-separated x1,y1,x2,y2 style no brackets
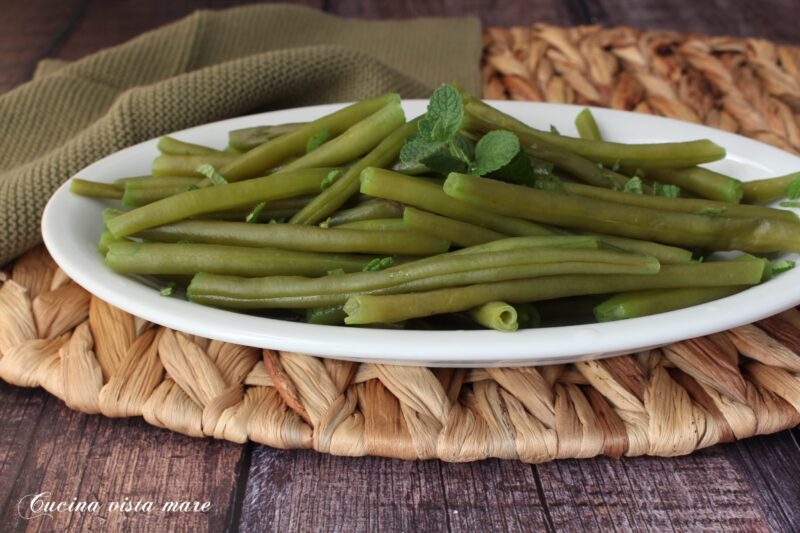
195,164,227,186
488,149,535,186
780,200,800,208
623,177,643,194
400,137,445,164
697,207,727,216
401,138,467,174
321,169,343,190
653,182,680,197
306,128,332,153
422,84,463,142
246,201,267,223
770,259,795,274
473,130,521,176
787,177,800,199
159,282,176,297
363,257,394,272
449,133,475,165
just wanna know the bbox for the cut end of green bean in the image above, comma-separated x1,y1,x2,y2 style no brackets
469,301,518,332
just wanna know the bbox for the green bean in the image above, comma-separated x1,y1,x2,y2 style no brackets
469,301,518,332
98,230,125,255
306,305,347,326
202,195,316,222
585,233,692,265
157,136,224,156
278,102,405,173
121,177,203,207
593,285,746,321
152,154,239,177
290,120,420,225
135,220,450,255
575,108,602,140
324,199,404,227
220,94,400,182
444,173,800,253
359,168,554,236
336,219,410,231
463,99,726,168
107,168,331,238
70,179,123,199
741,172,800,204
228,123,305,151
103,207,125,226
342,260,765,324
560,181,796,222
402,207,506,247
187,246,658,305
641,167,743,204
105,241,373,277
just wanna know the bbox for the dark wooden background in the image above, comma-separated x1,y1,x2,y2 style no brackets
2,1,800,531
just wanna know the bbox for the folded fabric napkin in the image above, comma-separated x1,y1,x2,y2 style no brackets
0,4,481,264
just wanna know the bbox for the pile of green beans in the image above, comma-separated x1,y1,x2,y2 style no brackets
69,90,800,331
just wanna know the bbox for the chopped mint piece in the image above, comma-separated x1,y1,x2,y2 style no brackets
306,128,332,153
195,164,227,186
623,177,643,194
159,282,176,297
246,201,267,223
363,257,394,272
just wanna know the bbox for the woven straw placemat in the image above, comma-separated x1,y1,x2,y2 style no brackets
2,25,800,462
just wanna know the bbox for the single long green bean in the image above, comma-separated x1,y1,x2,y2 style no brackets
105,241,373,277
278,102,405,173
359,168,554,236
741,172,800,204
187,246,657,301
228,123,305,151
641,167,743,204
290,120,420,225
135,220,450,255
402,207,506,247
324,199,404,227
444,173,800,253
221,94,399,182
342,260,764,324
594,285,747,321
70,179,123,199
157,136,224,156
118,176,201,189
470,301,518,332
575,108,602,140
122,186,197,207
585,233,692,265
152,154,238,177
107,168,331,238
560,181,796,222
336,219,410,231
464,99,726,168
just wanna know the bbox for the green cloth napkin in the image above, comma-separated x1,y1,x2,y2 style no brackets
0,4,482,264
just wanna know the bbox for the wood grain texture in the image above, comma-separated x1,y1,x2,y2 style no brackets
536,433,800,532
585,0,800,44
0,0,85,93
327,0,589,27
238,447,450,532
0,384,245,532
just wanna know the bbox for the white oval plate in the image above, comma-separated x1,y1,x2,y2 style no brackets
43,100,800,367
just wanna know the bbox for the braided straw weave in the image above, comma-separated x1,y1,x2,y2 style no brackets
2,26,800,462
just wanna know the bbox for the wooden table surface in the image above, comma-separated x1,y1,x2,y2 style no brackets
2,1,800,531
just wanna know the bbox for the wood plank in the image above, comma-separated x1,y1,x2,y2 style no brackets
238,447,449,532
53,0,324,62
0,0,85,93
327,0,590,28
0,383,49,513
584,0,800,44
535,432,800,531
0,389,245,532
439,460,553,532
